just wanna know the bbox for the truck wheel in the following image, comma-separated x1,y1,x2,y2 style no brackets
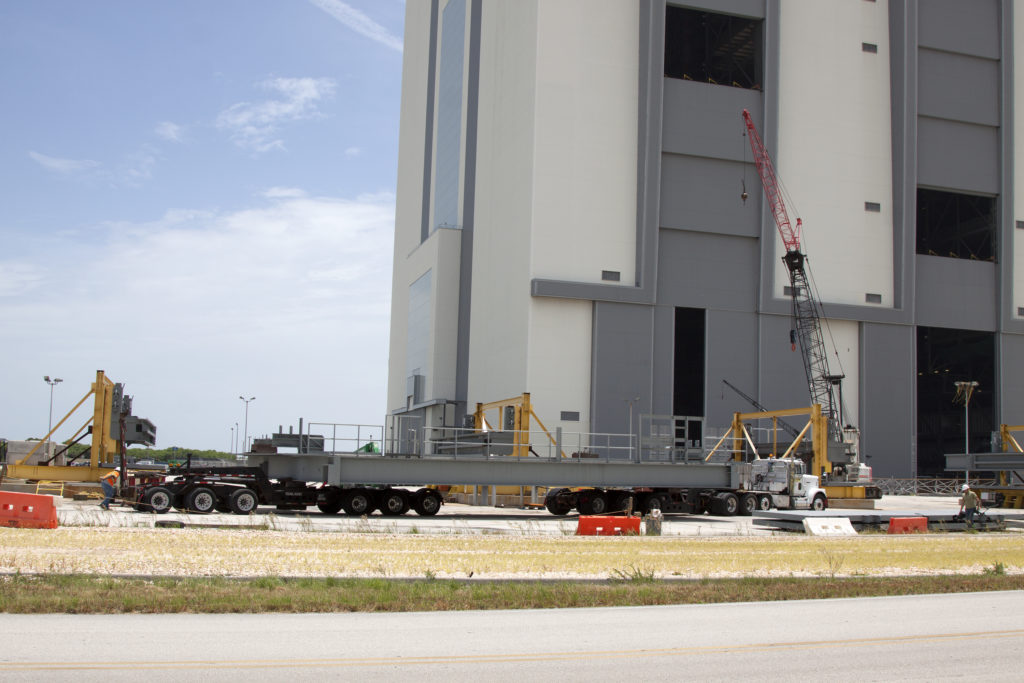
412,489,443,516
811,494,828,511
757,494,773,511
183,487,217,514
712,493,739,516
578,491,608,516
739,493,757,516
229,488,259,515
141,486,172,514
544,489,572,516
380,490,410,516
343,489,375,516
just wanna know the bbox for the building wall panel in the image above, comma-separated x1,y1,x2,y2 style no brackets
860,322,915,477
918,48,999,126
917,117,999,195
915,255,998,331
657,229,759,312
918,0,1000,59
660,154,761,237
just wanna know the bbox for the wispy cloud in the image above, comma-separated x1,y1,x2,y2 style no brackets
344,147,361,158
217,77,337,153
309,0,403,52
0,191,395,446
28,151,100,174
155,121,184,142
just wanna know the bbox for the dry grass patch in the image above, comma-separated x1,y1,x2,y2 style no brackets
1,528,1023,579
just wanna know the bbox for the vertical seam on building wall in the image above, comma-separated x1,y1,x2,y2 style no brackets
455,0,482,410
420,1,440,243
1001,0,1019,336
637,0,663,295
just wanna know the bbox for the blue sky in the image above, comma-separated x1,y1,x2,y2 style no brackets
1,1,406,452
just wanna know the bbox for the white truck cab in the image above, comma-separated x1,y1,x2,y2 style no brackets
750,457,828,511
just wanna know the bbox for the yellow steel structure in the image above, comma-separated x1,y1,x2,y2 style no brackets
5,370,121,484
706,404,830,476
473,393,565,459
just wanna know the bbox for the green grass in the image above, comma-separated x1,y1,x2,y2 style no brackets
1,573,1023,614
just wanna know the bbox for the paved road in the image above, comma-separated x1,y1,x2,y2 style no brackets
2,591,1021,681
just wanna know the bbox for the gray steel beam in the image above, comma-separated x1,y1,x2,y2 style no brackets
945,452,1024,471
249,453,738,490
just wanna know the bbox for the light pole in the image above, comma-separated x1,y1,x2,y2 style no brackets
954,380,979,485
230,425,235,455
239,396,255,454
43,376,63,457
234,422,239,456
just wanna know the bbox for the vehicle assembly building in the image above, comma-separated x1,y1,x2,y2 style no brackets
386,0,1024,477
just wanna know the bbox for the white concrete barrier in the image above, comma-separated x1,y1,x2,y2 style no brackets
802,517,858,536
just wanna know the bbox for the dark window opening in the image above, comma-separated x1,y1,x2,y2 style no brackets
916,327,994,476
674,307,706,445
664,5,762,90
862,42,878,53
916,188,996,261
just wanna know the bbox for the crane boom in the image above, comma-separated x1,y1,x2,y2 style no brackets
741,109,844,444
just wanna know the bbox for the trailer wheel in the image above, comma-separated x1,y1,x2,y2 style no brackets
229,488,259,515
544,489,572,516
642,494,663,514
757,494,773,511
739,493,757,516
183,487,217,514
380,489,410,516
577,491,608,516
811,494,828,511
343,489,375,516
412,489,443,516
141,486,173,514
611,492,635,514
317,492,344,515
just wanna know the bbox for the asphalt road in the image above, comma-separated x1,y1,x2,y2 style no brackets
2,591,1021,681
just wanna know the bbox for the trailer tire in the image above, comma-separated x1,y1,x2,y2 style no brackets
811,494,828,511
141,486,172,514
544,489,572,516
412,489,443,516
642,494,663,514
739,493,757,516
380,489,410,516
757,494,773,511
183,487,217,514
343,489,375,516
577,491,608,516
611,492,635,514
317,491,344,515
229,488,259,515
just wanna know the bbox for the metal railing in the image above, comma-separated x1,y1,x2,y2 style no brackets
872,477,999,496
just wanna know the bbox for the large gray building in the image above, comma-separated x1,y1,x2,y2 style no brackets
387,0,1024,477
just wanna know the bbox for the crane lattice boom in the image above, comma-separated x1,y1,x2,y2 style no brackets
742,109,843,443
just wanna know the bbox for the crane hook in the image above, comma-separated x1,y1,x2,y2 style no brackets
741,178,749,203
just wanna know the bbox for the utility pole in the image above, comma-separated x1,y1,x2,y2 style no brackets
954,380,979,485
239,396,255,455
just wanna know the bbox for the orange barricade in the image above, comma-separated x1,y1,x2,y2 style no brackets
887,516,928,534
0,491,59,529
577,515,641,536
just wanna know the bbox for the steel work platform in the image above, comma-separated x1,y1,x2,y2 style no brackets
753,508,1024,531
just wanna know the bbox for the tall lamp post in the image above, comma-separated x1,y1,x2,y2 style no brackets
230,425,235,455
954,380,979,485
43,376,63,457
239,396,255,455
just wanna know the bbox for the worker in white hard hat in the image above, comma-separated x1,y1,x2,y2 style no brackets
959,483,979,528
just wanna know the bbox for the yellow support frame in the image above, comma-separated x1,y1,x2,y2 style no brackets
5,370,119,483
998,424,1024,485
473,392,566,459
709,404,830,476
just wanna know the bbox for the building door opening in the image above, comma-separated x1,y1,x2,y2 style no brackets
916,327,995,475
674,308,706,445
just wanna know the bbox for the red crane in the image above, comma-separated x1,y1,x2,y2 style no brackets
741,109,845,446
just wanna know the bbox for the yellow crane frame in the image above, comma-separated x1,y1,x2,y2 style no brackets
5,370,121,483
999,424,1024,485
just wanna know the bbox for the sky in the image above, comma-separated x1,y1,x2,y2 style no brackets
0,0,406,452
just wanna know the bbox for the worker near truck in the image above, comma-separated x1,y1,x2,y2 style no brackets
99,469,119,510
959,483,980,527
